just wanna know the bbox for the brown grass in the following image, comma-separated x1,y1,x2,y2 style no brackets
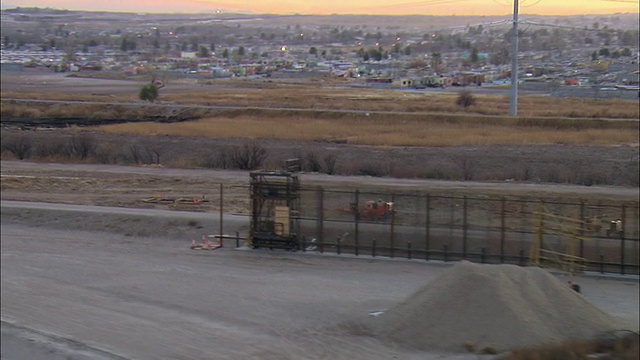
3,79,639,147
3,82,639,119
161,85,639,119
2,91,135,103
97,113,639,147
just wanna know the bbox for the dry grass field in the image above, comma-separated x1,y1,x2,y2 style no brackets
1,70,639,186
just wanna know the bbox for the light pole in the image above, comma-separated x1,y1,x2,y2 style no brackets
510,0,519,116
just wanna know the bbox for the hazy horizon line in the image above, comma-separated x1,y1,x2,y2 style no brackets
1,5,638,17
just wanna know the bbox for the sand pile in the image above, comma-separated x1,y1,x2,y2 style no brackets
376,261,624,353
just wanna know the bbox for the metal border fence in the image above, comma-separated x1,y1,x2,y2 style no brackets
214,184,639,275
289,187,639,275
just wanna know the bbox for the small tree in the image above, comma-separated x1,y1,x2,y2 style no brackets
139,83,159,102
197,45,210,58
456,90,476,108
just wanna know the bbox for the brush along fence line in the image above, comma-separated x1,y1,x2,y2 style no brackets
214,184,639,275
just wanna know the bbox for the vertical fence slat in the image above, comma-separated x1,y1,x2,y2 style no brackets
425,194,431,261
621,204,626,275
500,197,506,263
463,195,468,259
354,189,359,257
318,186,324,251
390,193,396,258
579,200,585,259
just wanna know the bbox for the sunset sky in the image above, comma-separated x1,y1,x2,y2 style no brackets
3,0,639,16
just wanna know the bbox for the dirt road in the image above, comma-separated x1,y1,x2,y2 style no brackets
1,199,638,359
2,161,638,216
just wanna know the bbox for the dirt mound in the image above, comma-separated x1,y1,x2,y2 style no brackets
375,261,623,353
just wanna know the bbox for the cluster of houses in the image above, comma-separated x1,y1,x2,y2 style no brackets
2,45,638,97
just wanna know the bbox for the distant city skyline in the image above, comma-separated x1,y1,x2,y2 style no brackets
3,0,639,16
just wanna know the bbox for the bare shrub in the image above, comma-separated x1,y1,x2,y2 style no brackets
200,152,218,168
456,156,475,181
230,142,268,170
217,148,231,169
94,143,118,164
422,165,459,180
304,151,322,172
2,132,33,160
68,133,96,160
145,143,164,165
357,162,388,177
200,149,232,169
323,153,338,175
33,137,68,158
124,143,151,165
456,90,476,108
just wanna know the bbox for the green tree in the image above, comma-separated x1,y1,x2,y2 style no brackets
599,47,610,57
197,45,210,58
470,47,479,63
139,84,159,102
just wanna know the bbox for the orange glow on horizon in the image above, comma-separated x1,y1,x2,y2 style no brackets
5,0,640,16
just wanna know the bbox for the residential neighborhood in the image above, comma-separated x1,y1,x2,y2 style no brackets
1,7,638,99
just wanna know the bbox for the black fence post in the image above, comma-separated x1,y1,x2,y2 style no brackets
354,189,359,256
620,204,626,275
500,197,506,263
236,231,239,248
318,186,324,252
336,236,341,255
425,194,431,261
579,200,585,259
463,196,468,259
407,241,412,260
390,193,396,259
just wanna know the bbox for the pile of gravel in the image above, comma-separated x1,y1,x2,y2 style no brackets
376,261,623,353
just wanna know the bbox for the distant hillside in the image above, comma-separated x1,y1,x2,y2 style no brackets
2,7,638,31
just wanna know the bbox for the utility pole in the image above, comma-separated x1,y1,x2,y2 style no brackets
510,0,519,116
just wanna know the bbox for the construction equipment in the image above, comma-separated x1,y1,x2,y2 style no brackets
342,199,394,221
248,170,300,250
530,202,592,291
